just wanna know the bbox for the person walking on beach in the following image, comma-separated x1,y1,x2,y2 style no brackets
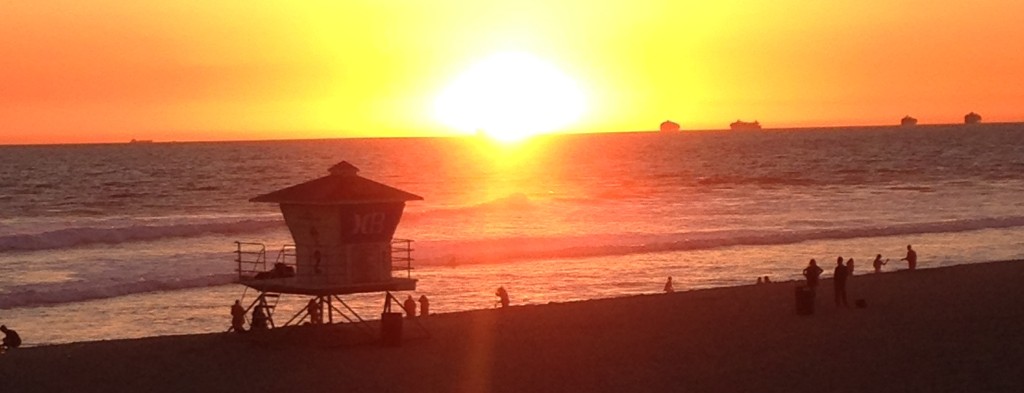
419,295,430,317
873,254,889,273
496,286,510,308
901,245,918,270
803,259,824,290
834,257,849,307
664,276,675,293
1,325,22,351
230,300,247,333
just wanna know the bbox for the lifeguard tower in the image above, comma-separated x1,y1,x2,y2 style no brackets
233,161,422,340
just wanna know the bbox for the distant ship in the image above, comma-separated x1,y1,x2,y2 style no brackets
129,139,154,144
660,120,681,132
964,112,982,124
730,120,761,130
900,116,918,127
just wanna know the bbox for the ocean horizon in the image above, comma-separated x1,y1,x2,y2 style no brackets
7,121,1024,147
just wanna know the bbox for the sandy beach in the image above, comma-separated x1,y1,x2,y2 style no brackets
2,260,1022,393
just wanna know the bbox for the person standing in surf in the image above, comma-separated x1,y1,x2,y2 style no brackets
872,254,889,273
901,245,918,270
495,286,510,308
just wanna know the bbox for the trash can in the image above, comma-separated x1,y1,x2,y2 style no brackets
795,286,815,315
381,312,404,347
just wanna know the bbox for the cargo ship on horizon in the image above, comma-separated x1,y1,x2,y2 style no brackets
660,120,681,132
730,120,761,130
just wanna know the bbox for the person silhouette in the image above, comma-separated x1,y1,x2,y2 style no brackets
230,300,247,333
418,295,430,317
803,259,824,290
251,305,269,331
307,298,323,325
872,254,889,273
664,277,675,293
1,325,21,351
901,245,918,270
846,258,855,276
833,258,849,307
495,286,510,308
404,295,417,319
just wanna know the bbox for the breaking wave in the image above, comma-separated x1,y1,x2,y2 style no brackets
3,215,1024,310
0,218,284,252
0,274,238,310
415,216,1024,265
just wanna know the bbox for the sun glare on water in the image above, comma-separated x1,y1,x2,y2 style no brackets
434,52,586,142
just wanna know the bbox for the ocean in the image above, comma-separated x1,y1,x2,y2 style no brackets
2,124,1024,345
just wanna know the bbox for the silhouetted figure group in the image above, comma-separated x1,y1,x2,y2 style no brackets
866,244,917,272
802,256,856,308
1,325,21,351
229,300,269,332
799,245,921,310
402,294,430,318
231,293,430,332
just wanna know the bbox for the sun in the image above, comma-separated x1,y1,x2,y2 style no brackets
434,52,586,142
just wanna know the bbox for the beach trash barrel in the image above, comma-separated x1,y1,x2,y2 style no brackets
381,312,404,346
795,286,815,315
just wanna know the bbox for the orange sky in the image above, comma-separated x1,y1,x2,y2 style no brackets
2,1,1022,144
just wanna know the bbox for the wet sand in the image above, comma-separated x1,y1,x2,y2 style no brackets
2,260,1023,393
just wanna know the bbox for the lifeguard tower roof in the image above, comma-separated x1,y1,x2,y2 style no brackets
250,161,423,204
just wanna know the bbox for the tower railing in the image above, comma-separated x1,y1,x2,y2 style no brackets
275,244,297,267
235,239,415,280
234,241,267,280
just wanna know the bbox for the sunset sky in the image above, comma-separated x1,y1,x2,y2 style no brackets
2,1,1022,144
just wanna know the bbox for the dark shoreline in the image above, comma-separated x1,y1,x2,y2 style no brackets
3,260,1023,392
